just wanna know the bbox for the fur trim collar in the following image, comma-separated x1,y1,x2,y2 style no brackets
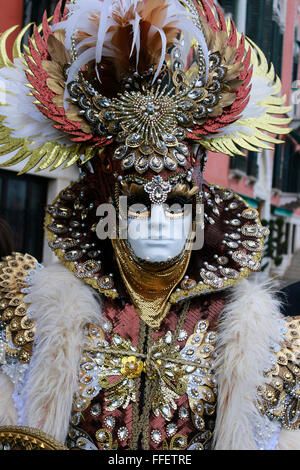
213,279,285,449
21,263,103,443
15,264,285,448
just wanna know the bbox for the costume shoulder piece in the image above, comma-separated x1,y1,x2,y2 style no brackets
0,253,40,367
258,316,300,430
0,426,67,450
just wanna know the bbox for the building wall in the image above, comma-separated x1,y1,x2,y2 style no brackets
0,0,78,264
0,0,24,59
207,0,300,276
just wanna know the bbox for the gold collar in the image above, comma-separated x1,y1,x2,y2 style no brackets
111,238,191,329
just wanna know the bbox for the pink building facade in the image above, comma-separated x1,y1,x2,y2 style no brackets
205,0,300,275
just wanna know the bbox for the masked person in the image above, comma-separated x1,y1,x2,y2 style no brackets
0,0,298,451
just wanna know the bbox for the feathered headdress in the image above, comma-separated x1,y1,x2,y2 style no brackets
0,0,291,174
0,0,291,302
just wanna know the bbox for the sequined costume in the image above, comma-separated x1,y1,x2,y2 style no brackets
0,0,299,451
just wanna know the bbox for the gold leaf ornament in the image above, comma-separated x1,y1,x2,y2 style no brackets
198,36,292,156
0,24,98,173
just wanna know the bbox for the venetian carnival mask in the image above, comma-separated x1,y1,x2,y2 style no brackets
126,187,194,263
0,0,292,327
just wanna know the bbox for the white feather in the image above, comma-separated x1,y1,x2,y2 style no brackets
213,278,285,450
152,26,167,83
130,13,141,68
21,263,103,442
53,0,210,86
205,76,273,141
67,48,98,90
277,429,300,450
63,0,102,51
95,0,111,64
0,373,18,426
0,58,71,149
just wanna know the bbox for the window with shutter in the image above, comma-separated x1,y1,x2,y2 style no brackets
0,170,49,262
247,152,259,179
292,225,297,254
272,144,283,190
283,222,290,255
246,0,283,75
229,154,247,173
229,152,259,179
22,1,66,53
281,140,300,194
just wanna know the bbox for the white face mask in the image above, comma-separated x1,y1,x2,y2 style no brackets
127,203,193,263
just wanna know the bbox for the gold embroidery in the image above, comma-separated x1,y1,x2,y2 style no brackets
258,316,300,429
0,426,67,450
163,434,187,450
182,319,217,431
74,318,218,442
121,356,144,379
0,253,37,364
74,324,138,413
95,429,118,450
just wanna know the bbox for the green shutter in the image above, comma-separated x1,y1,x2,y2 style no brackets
246,0,283,75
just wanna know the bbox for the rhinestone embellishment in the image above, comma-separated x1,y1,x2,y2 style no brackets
241,208,259,220
220,267,240,279
178,330,188,342
179,406,189,419
230,219,241,227
232,251,261,271
98,275,114,290
144,176,172,204
75,260,102,279
166,423,177,437
117,427,129,441
151,429,162,444
200,270,224,288
217,256,229,265
104,416,116,429
90,403,101,417
241,224,259,237
181,277,196,290
242,240,263,252
223,190,234,200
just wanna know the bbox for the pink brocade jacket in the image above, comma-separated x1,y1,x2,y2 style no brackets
0,261,300,451
67,295,224,450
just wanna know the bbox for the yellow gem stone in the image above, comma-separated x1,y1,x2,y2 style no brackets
121,356,144,379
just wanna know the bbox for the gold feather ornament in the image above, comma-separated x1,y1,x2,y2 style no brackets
0,0,291,173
